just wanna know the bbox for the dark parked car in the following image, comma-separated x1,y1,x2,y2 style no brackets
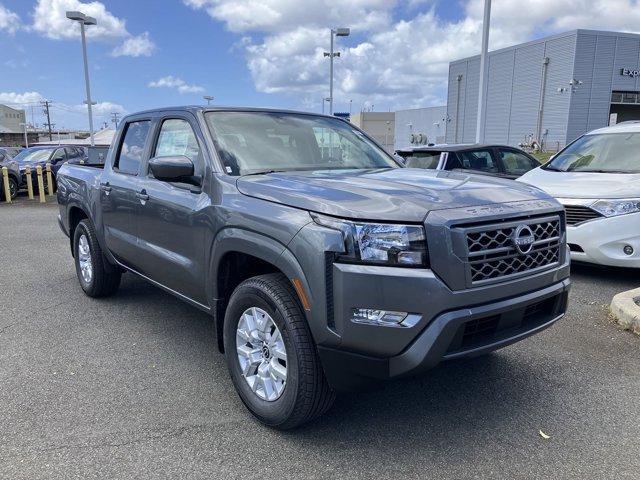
0,150,21,199
395,144,541,179
0,146,23,158
13,145,87,191
56,107,569,429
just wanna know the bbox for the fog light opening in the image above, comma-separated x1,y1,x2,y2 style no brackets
623,245,634,256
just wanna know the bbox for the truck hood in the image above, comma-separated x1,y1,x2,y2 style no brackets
518,167,640,199
236,168,551,222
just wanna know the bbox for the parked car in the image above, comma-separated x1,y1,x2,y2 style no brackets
395,144,541,179
0,150,21,199
56,107,570,429
13,145,87,191
519,123,640,268
0,146,23,158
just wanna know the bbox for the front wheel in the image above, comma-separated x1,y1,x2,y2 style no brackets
73,219,121,297
223,273,335,429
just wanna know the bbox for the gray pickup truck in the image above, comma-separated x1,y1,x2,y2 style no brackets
56,107,570,429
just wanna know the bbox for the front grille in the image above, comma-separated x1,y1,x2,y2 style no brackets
564,205,603,225
458,216,562,285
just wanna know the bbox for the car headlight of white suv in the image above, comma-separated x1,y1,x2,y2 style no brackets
591,199,640,218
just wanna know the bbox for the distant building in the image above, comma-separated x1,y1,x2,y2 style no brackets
350,111,395,153
0,104,28,146
446,29,640,150
394,106,447,151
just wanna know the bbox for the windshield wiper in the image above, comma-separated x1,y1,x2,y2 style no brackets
542,165,564,172
241,169,288,177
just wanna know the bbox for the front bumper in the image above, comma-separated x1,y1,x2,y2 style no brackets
319,278,569,390
567,212,640,268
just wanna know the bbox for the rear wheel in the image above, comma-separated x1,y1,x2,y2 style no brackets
223,273,335,429
73,219,121,297
8,177,18,199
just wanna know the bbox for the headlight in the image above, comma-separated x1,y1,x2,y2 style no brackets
591,199,640,217
312,213,428,267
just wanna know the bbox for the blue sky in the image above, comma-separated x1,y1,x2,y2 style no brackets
1,0,639,130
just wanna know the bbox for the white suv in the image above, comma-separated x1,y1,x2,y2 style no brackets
519,122,640,268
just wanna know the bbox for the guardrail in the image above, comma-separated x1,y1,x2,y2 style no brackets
2,163,55,204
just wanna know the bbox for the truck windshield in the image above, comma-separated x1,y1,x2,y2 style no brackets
544,132,640,173
205,111,398,175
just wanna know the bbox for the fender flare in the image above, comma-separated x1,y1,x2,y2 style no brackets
207,227,312,307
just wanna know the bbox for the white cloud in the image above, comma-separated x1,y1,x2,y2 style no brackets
0,3,20,35
0,91,45,105
32,0,127,40
0,90,125,130
111,32,155,57
31,0,155,57
186,0,640,111
183,0,394,33
148,76,205,94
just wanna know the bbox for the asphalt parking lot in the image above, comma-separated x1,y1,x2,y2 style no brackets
1,200,639,479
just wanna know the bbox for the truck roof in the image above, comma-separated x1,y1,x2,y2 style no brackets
123,106,340,120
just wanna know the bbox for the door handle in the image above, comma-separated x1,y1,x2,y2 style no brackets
136,190,149,202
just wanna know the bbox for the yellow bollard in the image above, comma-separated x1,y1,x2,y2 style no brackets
36,165,45,203
45,163,54,196
25,165,34,200
2,167,11,203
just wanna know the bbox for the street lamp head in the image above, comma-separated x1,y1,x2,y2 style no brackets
334,27,350,37
66,10,85,21
66,10,97,25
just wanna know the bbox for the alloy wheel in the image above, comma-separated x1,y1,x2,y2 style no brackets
236,307,288,401
78,234,93,284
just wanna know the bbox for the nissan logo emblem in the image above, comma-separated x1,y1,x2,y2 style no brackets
512,225,535,254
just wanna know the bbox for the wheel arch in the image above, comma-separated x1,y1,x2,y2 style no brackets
209,228,313,352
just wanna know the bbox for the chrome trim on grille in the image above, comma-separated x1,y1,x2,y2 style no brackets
453,215,562,287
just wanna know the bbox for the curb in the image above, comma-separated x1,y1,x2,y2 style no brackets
610,287,640,336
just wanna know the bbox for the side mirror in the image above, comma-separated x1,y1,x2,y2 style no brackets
149,155,199,185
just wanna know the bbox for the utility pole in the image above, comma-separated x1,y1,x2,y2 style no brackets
111,112,120,128
475,0,491,144
42,100,53,141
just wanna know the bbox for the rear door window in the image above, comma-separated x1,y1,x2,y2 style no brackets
114,121,150,175
498,148,540,176
456,149,499,173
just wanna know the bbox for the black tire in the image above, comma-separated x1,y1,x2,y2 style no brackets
8,177,18,199
73,219,121,297
223,273,335,429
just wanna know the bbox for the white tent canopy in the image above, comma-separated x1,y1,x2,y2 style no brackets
34,128,115,147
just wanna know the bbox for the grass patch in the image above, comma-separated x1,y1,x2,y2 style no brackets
532,152,554,164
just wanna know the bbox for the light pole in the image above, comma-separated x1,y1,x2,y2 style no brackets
19,122,29,148
324,27,349,116
66,11,97,147
475,0,491,143
203,95,214,105
321,97,330,115
349,99,352,117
